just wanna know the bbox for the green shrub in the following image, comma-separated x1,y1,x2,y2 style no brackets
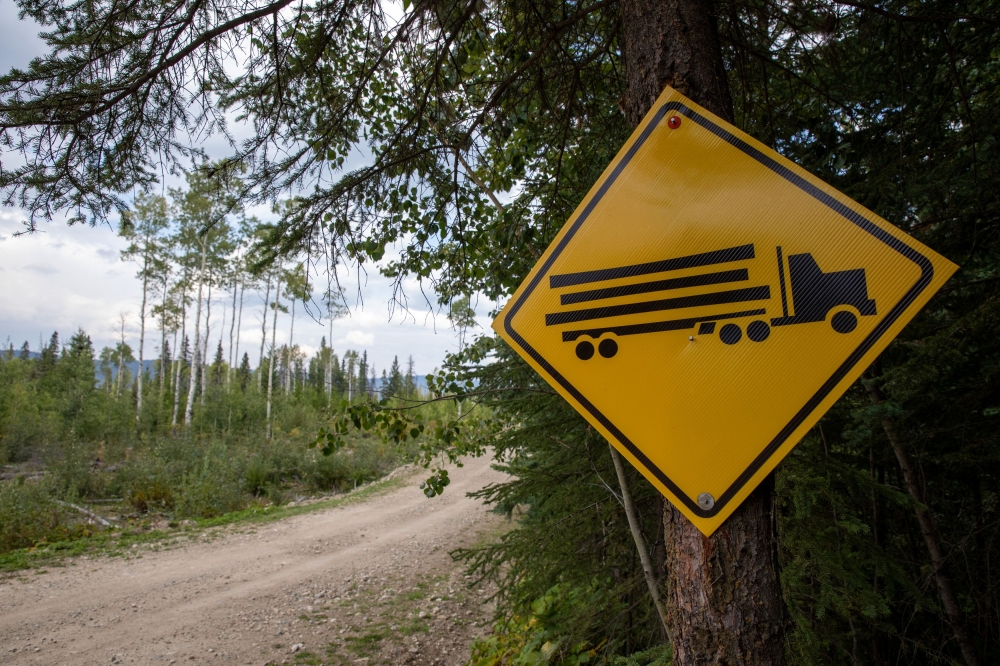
610,647,672,666
244,458,273,496
128,481,175,513
0,477,87,552
112,452,181,513
47,441,109,499
305,450,355,491
175,446,249,518
467,584,612,666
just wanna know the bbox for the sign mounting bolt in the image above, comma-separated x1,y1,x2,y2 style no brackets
697,493,715,510
668,115,682,129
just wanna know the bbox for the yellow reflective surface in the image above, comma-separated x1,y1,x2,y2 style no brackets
492,86,957,535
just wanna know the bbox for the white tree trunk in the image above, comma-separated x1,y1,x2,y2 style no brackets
258,276,271,389
327,316,334,408
200,281,212,406
228,275,239,385
234,280,245,381
136,242,149,425
266,275,282,440
285,300,295,394
159,274,169,398
171,282,186,427
184,242,207,425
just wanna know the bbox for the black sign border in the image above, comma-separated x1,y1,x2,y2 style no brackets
502,101,935,519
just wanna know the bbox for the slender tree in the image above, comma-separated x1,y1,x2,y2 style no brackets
112,312,131,398
171,275,188,428
404,356,417,399
265,272,283,439
173,169,233,425
200,281,213,406
120,193,170,425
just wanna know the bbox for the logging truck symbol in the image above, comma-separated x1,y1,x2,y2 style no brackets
545,244,877,360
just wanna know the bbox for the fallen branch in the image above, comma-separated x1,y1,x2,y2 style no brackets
55,500,115,528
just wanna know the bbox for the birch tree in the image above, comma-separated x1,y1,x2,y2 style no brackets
172,170,233,426
120,193,170,424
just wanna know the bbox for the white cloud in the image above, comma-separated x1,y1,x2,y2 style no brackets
344,330,375,346
0,10,500,376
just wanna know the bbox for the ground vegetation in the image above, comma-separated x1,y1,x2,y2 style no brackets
2,0,1000,663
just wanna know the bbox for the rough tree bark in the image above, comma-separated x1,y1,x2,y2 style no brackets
619,0,787,662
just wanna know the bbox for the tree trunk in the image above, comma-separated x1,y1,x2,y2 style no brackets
159,274,169,399
115,315,126,398
228,274,239,385
200,281,212,406
136,239,149,425
266,275,282,440
619,0,787,662
863,369,980,666
234,278,244,384
286,299,295,394
259,275,271,389
184,242,207,425
115,353,124,397
327,316,334,408
171,284,185,428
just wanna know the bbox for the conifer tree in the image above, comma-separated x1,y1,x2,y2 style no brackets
37,332,59,378
357,352,368,397
404,356,417,399
238,352,251,390
212,342,225,384
386,356,403,399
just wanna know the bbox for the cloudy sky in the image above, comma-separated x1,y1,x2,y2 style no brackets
0,2,495,375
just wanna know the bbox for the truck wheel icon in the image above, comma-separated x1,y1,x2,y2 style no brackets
576,340,595,360
747,320,770,342
720,324,742,345
830,310,858,334
599,338,619,358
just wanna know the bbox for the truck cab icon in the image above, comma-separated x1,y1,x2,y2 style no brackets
545,244,878,360
770,248,876,334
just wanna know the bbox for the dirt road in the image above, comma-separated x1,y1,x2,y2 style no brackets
0,455,508,666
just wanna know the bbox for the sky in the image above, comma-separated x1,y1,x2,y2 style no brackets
0,1,495,375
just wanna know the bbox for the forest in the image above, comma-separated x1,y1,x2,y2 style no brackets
0,177,464,562
1,0,999,664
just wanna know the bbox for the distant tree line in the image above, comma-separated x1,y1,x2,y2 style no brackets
0,172,426,458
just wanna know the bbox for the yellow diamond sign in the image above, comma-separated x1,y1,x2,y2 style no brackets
492,86,958,535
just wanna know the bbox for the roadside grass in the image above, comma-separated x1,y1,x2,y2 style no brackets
0,473,411,575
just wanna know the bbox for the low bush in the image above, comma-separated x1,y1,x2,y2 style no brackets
0,476,85,552
0,428,421,558
467,584,613,666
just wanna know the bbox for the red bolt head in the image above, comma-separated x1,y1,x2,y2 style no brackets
668,115,682,129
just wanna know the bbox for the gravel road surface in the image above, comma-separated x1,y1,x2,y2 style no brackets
0,455,507,666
